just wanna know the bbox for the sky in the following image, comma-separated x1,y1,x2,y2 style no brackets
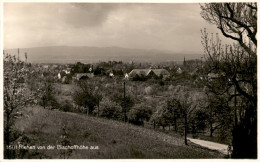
4,3,233,54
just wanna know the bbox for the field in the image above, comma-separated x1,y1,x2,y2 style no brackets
14,106,224,159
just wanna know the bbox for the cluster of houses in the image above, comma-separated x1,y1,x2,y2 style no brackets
128,69,170,80
56,67,173,83
40,62,220,85
42,62,218,85
39,61,201,84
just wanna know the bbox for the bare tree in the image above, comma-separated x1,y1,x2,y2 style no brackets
171,87,199,145
201,3,256,55
200,3,257,158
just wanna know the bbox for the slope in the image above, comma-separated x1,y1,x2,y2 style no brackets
13,106,224,159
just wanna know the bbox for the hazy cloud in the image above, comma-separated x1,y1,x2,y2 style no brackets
4,3,233,53
64,3,119,28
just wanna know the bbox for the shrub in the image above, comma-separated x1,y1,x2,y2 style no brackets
60,100,74,112
144,86,153,95
94,98,122,120
128,104,153,126
73,80,99,114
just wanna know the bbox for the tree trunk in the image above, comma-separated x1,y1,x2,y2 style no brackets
153,121,156,130
123,81,126,123
209,106,213,137
84,102,89,116
184,114,188,145
210,123,213,137
43,97,46,109
174,117,178,132
232,102,257,158
234,88,238,127
97,101,99,117
5,113,10,159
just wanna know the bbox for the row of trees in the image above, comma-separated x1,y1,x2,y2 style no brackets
71,78,231,147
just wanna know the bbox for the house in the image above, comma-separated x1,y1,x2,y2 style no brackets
63,68,71,74
129,69,151,78
207,72,225,80
52,65,58,68
58,73,61,80
129,69,170,80
124,73,129,80
207,73,219,80
72,73,94,81
150,69,170,79
176,67,182,74
109,72,114,78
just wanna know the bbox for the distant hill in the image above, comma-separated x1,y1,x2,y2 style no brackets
4,46,203,64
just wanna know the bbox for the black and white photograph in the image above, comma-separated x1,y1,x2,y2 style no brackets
1,0,258,160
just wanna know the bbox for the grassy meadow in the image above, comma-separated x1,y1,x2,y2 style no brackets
13,106,224,159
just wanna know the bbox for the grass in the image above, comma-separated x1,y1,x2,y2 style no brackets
13,106,225,159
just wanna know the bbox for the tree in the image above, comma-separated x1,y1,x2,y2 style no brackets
190,109,208,135
151,100,180,131
200,3,257,158
169,86,201,145
128,103,153,126
73,80,99,115
172,92,197,145
57,125,72,159
94,98,122,120
4,53,33,158
201,3,257,55
205,93,232,138
37,76,58,109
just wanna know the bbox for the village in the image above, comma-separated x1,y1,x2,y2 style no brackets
22,58,217,128
39,60,185,84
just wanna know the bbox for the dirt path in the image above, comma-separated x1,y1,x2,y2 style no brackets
188,138,229,155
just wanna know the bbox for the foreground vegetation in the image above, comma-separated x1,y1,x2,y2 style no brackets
13,106,224,159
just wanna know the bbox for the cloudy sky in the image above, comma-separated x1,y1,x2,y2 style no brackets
4,3,233,53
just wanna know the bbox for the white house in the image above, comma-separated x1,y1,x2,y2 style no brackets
177,67,182,74
124,73,129,80
109,72,114,78
58,73,61,80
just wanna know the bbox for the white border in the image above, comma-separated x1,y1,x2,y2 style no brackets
0,0,259,162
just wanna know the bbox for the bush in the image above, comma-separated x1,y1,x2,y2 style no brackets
190,109,208,134
128,104,153,126
73,80,99,114
144,86,153,95
94,98,122,120
60,100,74,112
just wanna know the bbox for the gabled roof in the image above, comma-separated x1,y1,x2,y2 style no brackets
152,69,170,76
129,69,151,77
129,69,170,77
73,73,94,80
208,73,219,79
